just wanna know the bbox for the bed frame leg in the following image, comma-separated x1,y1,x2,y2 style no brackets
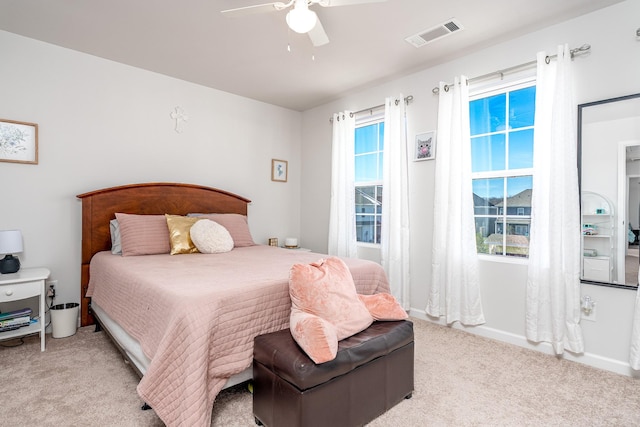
94,322,102,332
141,403,152,410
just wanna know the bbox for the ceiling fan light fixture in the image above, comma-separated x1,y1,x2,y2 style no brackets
286,1,318,33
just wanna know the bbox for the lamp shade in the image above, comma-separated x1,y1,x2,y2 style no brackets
286,0,317,34
0,230,23,254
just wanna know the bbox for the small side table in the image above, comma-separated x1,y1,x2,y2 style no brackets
0,267,50,351
282,247,312,252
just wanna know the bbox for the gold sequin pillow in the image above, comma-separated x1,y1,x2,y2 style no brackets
165,214,201,255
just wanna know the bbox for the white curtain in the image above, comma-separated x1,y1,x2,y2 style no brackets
381,95,411,309
525,45,584,355
328,111,357,258
630,274,640,369
427,77,485,325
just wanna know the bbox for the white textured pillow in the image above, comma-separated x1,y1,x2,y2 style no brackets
190,219,234,254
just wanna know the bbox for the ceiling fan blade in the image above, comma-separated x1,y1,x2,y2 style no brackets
308,17,329,47
315,0,386,7
221,2,288,17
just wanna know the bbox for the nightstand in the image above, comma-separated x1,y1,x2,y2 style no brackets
0,267,50,351
282,247,312,252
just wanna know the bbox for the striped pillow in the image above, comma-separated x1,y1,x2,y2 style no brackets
187,213,255,247
115,213,170,256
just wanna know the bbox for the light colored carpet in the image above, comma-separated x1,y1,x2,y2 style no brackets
1,317,639,426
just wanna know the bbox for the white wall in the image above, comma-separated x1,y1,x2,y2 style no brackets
583,116,640,210
300,0,640,375
629,177,640,230
0,31,302,322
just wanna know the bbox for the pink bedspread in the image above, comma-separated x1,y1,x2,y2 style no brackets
86,245,390,427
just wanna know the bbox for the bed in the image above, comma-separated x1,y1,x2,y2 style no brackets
77,182,391,427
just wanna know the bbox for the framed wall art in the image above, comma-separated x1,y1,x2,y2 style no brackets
414,130,436,161
0,119,38,164
271,159,288,182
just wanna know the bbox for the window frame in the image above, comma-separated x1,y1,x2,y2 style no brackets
469,77,536,262
354,112,384,246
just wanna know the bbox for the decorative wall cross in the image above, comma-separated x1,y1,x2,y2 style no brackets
170,106,189,133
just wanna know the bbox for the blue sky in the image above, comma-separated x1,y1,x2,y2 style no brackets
470,85,535,199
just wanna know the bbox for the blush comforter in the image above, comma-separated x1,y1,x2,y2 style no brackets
86,245,390,427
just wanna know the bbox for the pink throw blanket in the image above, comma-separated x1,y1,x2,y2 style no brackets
86,245,390,427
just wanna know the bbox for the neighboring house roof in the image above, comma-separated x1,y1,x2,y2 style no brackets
494,189,532,208
473,193,495,207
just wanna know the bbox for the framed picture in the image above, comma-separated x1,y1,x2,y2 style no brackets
414,131,436,161
0,119,38,164
271,159,288,182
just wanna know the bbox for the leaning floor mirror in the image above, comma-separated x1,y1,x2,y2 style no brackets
579,93,640,288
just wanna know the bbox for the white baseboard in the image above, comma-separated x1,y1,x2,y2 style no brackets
409,308,639,378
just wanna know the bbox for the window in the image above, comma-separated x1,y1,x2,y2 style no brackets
354,117,384,244
470,81,535,257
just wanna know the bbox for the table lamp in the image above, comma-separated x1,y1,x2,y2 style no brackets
0,230,23,274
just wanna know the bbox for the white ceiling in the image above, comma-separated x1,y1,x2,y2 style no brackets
0,0,622,111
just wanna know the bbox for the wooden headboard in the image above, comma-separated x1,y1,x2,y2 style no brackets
76,182,251,326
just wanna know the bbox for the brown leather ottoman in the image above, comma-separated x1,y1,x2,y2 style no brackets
253,320,414,427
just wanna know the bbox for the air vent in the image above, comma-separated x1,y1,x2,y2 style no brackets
405,18,464,48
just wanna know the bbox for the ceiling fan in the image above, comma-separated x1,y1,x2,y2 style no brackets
221,0,386,47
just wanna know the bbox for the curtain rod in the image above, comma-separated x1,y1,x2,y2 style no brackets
431,43,591,94
329,95,414,123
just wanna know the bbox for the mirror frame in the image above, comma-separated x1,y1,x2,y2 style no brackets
578,92,640,290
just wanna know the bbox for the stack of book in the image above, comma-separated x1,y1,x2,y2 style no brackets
0,308,32,333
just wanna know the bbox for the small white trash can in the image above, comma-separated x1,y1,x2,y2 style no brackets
51,303,79,338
